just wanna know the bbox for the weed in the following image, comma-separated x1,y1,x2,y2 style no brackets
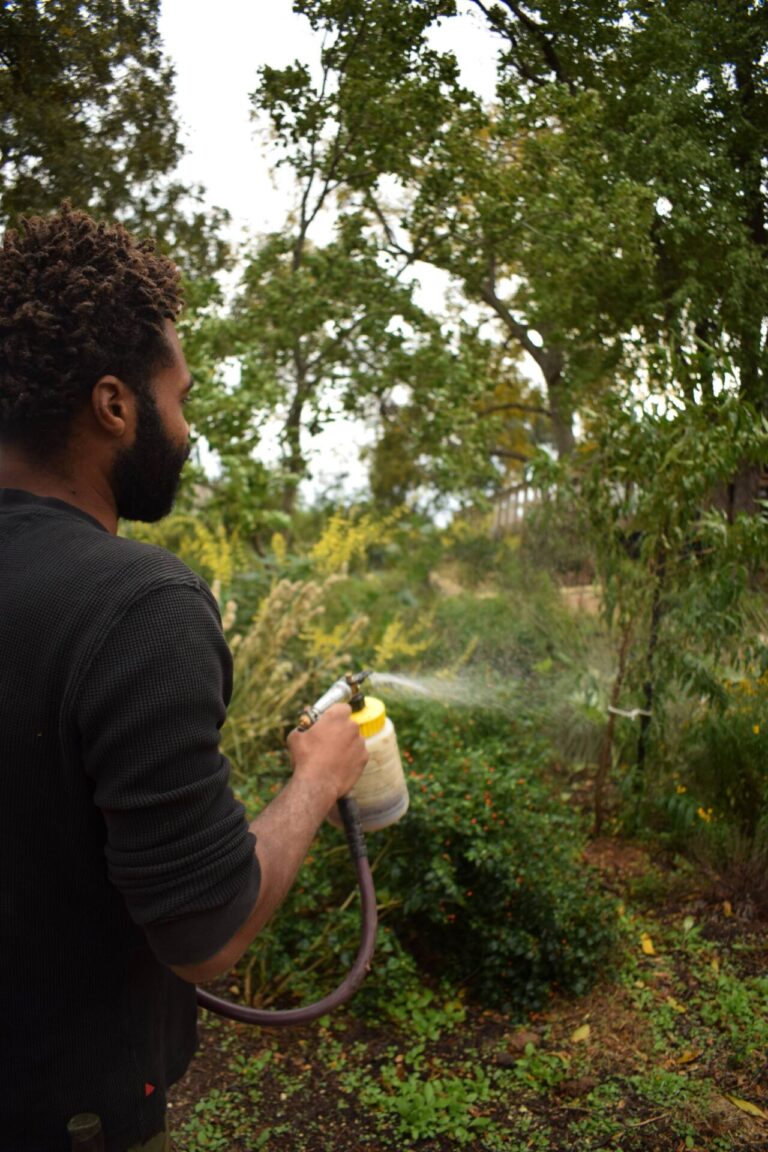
358,1046,493,1145
380,985,466,1040
178,1090,239,1150
696,967,768,1066
506,1042,571,1092
628,1066,701,1109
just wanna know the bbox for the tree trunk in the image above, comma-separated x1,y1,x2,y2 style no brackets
281,346,311,516
477,274,575,458
731,25,767,418
542,349,575,457
593,622,633,837
636,553,665,773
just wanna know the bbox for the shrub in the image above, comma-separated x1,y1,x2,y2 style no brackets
426,590,562,681
231,703,618,1015
387,704,619,1009
683,669,768,836
689,818,768,919
519,492,595,584
438,514,516,590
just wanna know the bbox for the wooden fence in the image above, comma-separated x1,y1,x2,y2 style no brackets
491,484,542,536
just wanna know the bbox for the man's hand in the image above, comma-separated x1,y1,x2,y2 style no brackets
286,702,368,807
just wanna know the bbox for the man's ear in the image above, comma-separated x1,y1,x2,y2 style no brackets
91,375,134,438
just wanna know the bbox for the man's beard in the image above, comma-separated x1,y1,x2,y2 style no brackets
111,391,190,523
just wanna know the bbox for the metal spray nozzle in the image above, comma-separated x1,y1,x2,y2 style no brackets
296,670,372,730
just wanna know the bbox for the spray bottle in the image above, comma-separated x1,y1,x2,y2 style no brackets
196,669,407,1026
297,670,409,833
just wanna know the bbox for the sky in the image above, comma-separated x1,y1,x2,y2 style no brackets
158,1,323,243
157,0,499,501
158,0,497,241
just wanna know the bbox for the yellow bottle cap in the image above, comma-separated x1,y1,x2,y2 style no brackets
351,695,386,739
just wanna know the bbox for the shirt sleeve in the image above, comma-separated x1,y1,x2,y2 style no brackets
74,580,260,966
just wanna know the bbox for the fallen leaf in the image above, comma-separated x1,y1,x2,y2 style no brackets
665,996,687,1014
641,932,656,956
723,900,733,918
675,1050,702,1065
570,1023,591,1044
724,1094,768,1120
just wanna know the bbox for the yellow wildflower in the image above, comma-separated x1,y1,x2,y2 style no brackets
374,618,431,666
271,532,288,565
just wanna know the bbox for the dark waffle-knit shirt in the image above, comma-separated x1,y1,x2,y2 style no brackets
0,489,261,1152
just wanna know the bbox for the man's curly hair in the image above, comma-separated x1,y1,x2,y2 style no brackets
0,203,184,454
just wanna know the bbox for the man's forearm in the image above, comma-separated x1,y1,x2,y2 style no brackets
246,772,339,933
170,772,336,983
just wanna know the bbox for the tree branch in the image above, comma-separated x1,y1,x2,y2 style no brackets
365,192,418,264
479,401,551,417
490,447,532,463
478,256,546,366
364,190,437,279
501,0,571,88
469,0,573,91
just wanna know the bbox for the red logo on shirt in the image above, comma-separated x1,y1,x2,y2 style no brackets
144,1082,156,1097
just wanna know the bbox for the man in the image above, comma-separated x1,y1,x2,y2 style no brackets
0,205,367,1152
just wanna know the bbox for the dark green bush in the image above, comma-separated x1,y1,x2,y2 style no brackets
388,703,619,1009
440,524,515,589
685,682,768,837
235,702,618,1016
231,767,423,1013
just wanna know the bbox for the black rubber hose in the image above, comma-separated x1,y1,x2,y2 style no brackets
196,797,377,1026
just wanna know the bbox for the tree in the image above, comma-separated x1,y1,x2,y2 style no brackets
239,0,544,511
0,1,230,274
219,216,518,517
193,16,539,523
531,392,768,833
0,1,174,218
262,0,766,499
365,321,546,507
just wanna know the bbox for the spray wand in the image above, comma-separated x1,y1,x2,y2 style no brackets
196,670,390,1027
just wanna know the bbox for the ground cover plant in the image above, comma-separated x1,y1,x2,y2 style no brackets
168,841,768,1150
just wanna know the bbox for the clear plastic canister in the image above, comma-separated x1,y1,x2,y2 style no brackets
327,695,409,833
